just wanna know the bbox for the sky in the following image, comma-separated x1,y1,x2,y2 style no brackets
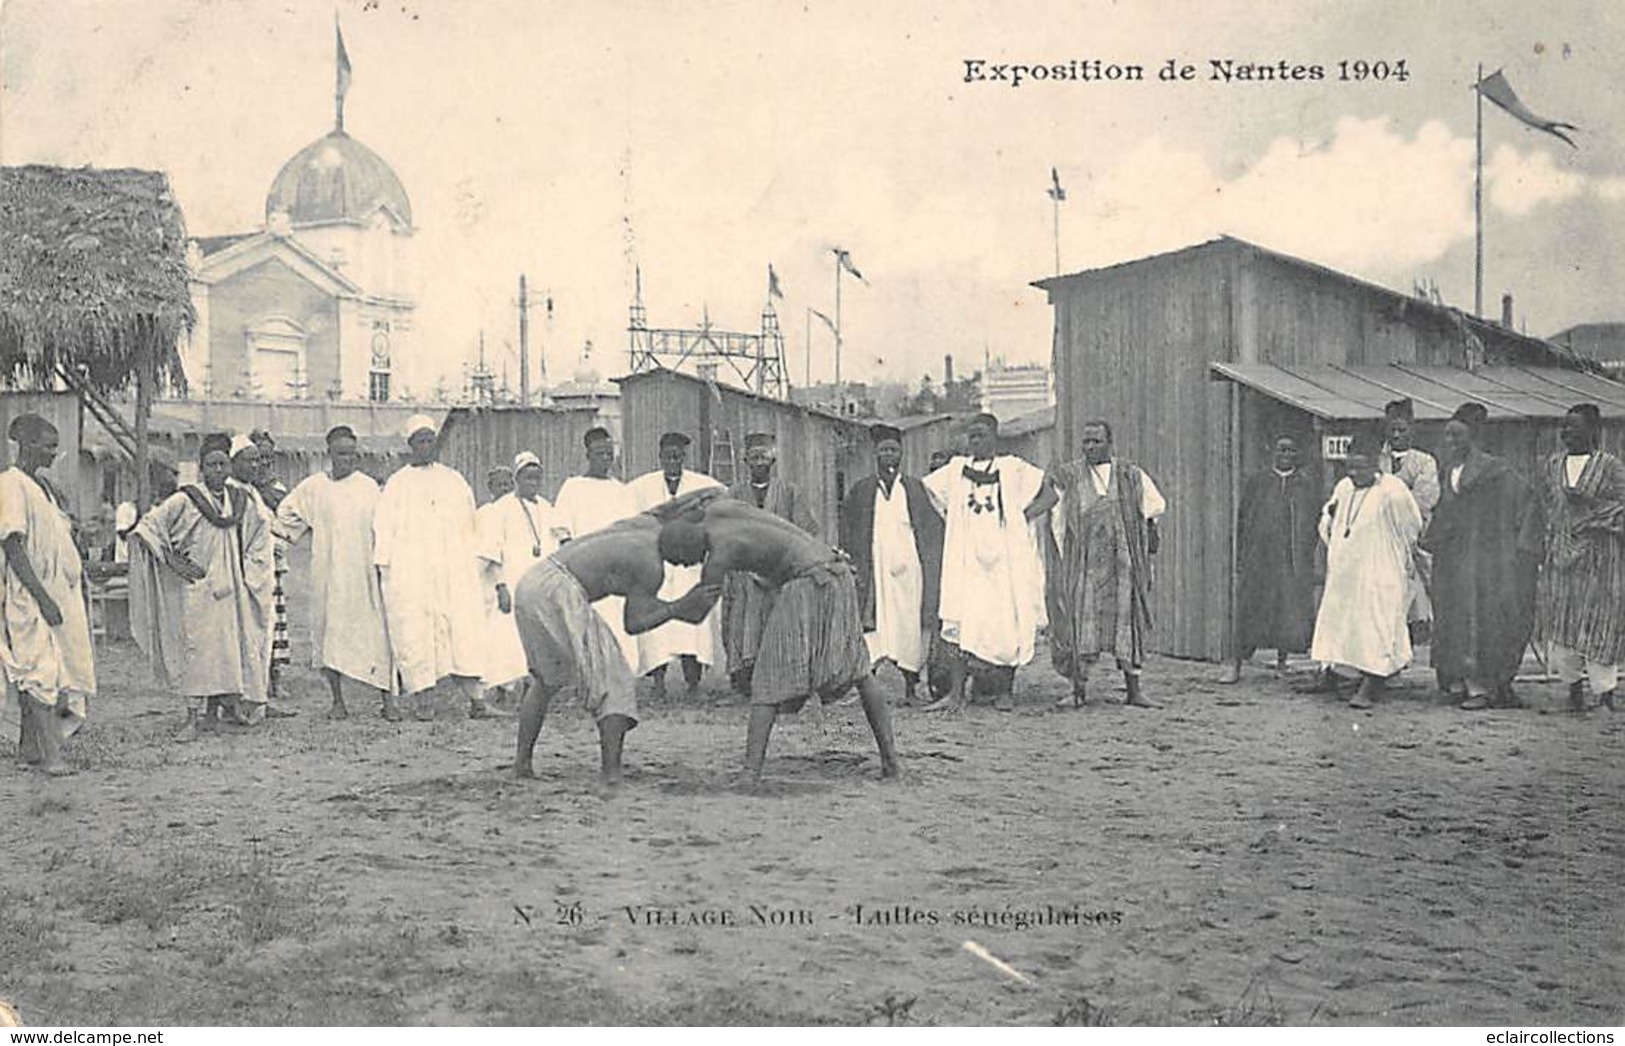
3,0,1623,396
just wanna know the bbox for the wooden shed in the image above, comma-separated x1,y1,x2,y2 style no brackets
1034,235,1625,662
998,406,1058,468
437,404,605,505
894,413,959,476
0,391,87,514
617,369,872,545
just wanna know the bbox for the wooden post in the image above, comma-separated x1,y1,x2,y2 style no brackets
134,339,154,513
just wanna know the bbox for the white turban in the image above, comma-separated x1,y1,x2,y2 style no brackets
403,413,438,441
229,433,256,458
513,450,542,474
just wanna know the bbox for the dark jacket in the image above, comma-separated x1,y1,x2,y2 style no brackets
839,473,944,632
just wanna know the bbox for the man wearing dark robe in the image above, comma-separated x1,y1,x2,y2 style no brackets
1423,401,1534,711
840,423,944,705
1221,435,1321,683
720,432,819,695
1422,403,1540,710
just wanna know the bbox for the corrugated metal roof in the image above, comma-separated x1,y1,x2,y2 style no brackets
1211,362,1625,421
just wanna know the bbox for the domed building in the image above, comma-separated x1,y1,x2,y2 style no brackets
184,81,419,403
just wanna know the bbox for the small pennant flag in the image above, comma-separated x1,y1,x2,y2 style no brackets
810,308,837,334
834,248,867,284
1475,70,1577,148
768,264,784,300
336,19,353,102
1048,167,1066,202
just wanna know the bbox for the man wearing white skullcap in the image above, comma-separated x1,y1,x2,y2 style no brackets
477,450,556,706
373,413,493,720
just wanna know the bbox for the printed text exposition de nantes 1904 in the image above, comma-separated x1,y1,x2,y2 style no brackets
962,57,1411,88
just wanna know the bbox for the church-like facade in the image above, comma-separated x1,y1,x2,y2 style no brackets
184,99,420,402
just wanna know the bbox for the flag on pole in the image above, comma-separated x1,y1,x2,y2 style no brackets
810,308,837,333
1048,167,1066,202
1475,69,1577,148
768,264,784,300
834,248,867,284
336,20,352,98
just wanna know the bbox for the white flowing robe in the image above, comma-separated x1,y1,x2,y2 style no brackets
477,492,557,686
276,471,393,690
628,468,723,674
0,468,93,741
553,475,640,667
923,455,1048,667
373,463,487,694
130,482,274,703
1311,474,1424,676
865,480,927,672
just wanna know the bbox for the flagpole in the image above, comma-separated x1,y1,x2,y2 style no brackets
1475,61,1483,318
1052,192,1061,276
804,306,812,391
834,251,844,416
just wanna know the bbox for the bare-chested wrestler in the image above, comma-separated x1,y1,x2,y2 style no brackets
512,490,723,788
657,499,902,785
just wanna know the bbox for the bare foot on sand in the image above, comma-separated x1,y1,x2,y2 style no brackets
327,701,349,720
513,762,537,780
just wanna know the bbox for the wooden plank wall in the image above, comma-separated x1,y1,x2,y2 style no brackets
1048,248,1237,661
897,415,959,476
0,392,86,516
437,406,602,505
619,371,872,546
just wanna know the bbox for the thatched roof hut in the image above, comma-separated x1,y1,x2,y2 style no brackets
0,165,196,506
0,165,193,388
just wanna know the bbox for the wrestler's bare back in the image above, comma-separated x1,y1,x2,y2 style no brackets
550,516,667,602
697,500,832,586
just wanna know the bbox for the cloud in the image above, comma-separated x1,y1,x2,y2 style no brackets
1059,118,1475,277
1486,145,1585,215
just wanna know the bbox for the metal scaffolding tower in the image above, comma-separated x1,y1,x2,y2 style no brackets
626,269,789,399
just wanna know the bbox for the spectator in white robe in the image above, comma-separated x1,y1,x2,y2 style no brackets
628,431,723,697
1309,432,1424,709
276,425,394,720
474,464,520,704
838,423,944,705
1380,398,1440,639
478,451,557,705
374,414,491,721
129,433,274,740
0,415,93,775
114,450,179,565
553,427,640,667
229,438,297,720
920,413,1056,712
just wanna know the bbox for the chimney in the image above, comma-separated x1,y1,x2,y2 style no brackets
944,354,955,387
1501,293,1514,328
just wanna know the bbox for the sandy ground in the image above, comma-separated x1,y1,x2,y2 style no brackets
2,546,1622,1026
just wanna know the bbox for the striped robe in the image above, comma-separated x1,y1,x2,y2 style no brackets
720,475,818,680
1534,450,1625,664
